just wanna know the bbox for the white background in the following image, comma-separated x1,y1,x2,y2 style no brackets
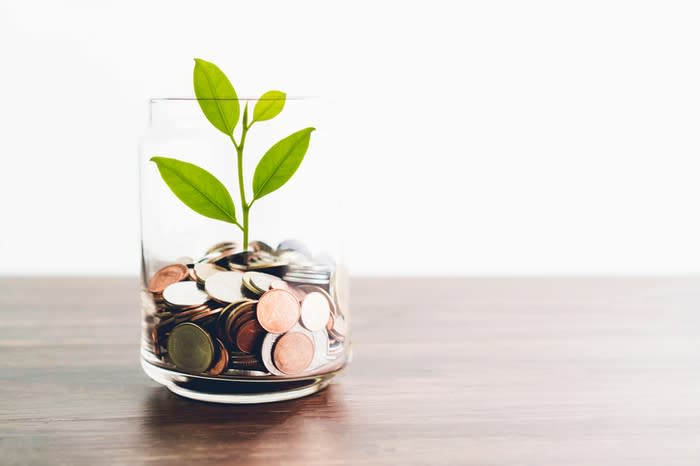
1,0,700,276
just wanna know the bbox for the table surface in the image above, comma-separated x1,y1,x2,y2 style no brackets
2,277,700,465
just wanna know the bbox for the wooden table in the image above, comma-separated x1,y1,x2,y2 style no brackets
2,277,700,465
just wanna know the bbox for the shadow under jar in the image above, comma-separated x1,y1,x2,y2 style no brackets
139,97,350,403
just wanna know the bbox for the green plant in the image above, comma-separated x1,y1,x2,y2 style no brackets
151,58,315,250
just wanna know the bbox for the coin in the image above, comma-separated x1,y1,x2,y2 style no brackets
144,237,349,380
235,319,266,353
207,339,229,376
167,322,215,373
189,307,223,329
171,304,210,321
193,263,226,282
206,241,239,255
328,339,343,355
224,300,256,346
228,350,266,373
229,307,256,342
309,328,330,369
242,271,279,295
270,280,307,302
162,281,209,307
260,333,285,376
300,292,331,331
256,289,300,334
283,275,330,286
276,249,310,266
276,239,311,258
273,332,314,375
150,326,161,357
230,250,286,272
204,271,245,303
248,240,274,254
216,299,249,342
202,241,241,265
297,285,337,315
230,350,263,366
148,264,189,294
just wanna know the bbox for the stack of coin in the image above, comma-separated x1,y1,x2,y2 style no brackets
144,239,348,378
283,264,332,287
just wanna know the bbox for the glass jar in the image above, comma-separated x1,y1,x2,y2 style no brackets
139,97,350,403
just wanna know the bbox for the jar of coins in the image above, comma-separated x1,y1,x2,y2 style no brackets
139,97,349,403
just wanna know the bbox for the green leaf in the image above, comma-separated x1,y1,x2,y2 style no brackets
151,156,237,224
193,58,239,135
252,127,315,200
253,91,286,122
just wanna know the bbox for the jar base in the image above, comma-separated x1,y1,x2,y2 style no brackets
141,358,338,404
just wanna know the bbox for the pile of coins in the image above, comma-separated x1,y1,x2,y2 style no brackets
143,240,347,377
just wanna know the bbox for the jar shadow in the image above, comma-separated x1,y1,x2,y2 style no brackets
140,383,348,461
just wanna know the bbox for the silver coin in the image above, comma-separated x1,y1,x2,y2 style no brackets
300,291,331,331
193,263,226,282
206,241,239,255
297,285,337,315
248,240,274,254
283,276,330,286
328,339,344,355
204,271,245,303
330,316,347,339
276,239,312,258
162,281,210,307
286,263,333,273
276,250,309,266
223,368,269,376
260,332,285,376
228,250,284,270
309,328,329,370
243,271,279,295
284,270,331,279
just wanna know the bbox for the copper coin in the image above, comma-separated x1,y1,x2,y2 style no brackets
235,319,266,353
207,339,229,376
230,309,256,340
216,300,247,341
147,264,189,294
270,280,307,302
256,289,300,334
150,326,161,357
272,332,314,375
224,301,256,346
326,312,334,332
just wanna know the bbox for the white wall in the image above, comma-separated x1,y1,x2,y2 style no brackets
2,0,700,276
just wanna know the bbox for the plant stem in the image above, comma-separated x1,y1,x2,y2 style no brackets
232,121,252,250
242,204,250,249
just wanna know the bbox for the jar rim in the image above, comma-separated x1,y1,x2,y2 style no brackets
150,96,319,103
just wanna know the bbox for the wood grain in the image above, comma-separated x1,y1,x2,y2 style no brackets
2,277,700,465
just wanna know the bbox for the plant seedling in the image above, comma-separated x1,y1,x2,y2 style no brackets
151,58,315,250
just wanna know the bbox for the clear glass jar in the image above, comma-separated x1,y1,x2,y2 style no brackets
139,97,350,403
